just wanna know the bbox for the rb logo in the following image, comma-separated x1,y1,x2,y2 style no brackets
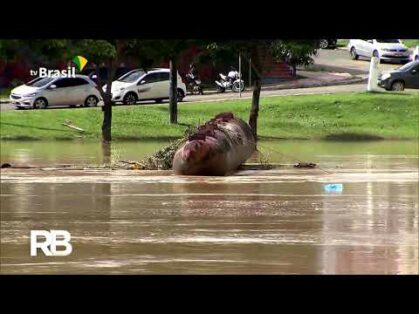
30,230,72,256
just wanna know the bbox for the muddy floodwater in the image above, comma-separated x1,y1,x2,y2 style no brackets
1,140,418,274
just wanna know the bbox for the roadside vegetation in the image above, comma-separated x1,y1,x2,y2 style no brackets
1,92,417,141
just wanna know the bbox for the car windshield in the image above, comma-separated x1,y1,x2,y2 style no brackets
396,62,416,72
376,39,400,43
26,77,55,87
117,70,145,83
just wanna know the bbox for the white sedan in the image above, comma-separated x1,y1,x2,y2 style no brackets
348,39,411,63
103,68,187,105
10,75,102,109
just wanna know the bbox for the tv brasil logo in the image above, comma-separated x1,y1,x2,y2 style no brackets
29,56,88,78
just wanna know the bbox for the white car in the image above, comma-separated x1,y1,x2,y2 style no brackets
104,68,187,105
348,39,410,63
10,75,102,109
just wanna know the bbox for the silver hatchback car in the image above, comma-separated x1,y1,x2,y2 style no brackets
10,75,102,109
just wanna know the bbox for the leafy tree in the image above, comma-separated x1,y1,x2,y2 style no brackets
147,40,189,124
204,40,319,140
205,40,272,140
270,40,319,76
73,39,119,143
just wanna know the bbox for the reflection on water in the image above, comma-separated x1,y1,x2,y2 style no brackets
1,139,418,168
0,140,418,274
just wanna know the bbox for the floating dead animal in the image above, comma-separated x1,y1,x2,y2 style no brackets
173,112,256,176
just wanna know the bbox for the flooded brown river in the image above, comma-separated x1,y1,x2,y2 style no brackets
1,140,418,274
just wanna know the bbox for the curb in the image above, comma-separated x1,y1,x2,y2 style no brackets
260,77,366,92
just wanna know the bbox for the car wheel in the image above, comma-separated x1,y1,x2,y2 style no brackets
177,89,185,102
85,95,98,107
123,92,137,105
391,81,405,91
350,47,359,60
319,39,329,49
33,97,48,109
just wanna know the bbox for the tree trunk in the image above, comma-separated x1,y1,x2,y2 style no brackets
102,60,116,143
292,64,297,77
169,58,178,124
101,142,111,166
249,76,261,141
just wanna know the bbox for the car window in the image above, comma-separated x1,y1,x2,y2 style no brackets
159,72,170,81
397,62,416,72
55,78,78,88
26,77,54,87
376,39,400,44
118,70,145,83
53,78,69,88
142,73,160,84
72,78,90,86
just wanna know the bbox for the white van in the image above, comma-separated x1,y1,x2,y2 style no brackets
105,68,187,105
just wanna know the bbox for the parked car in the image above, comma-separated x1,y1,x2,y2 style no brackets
412,46,419,61
10,75,102,109
378,61,419,91
104,68,187,105
319,39,337,49
348,39,410,63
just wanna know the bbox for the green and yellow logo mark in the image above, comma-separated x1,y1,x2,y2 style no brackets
72,56,88,71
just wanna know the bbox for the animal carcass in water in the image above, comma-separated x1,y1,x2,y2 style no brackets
173,112,256,175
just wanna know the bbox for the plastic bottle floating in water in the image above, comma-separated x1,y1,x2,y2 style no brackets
324,183,343,193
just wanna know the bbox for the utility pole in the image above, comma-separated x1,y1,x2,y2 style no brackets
249,57,252,88
239,53,242,98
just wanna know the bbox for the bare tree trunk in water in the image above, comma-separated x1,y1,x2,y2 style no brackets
248,75,261,141
169,58,178,124
101,142,112,167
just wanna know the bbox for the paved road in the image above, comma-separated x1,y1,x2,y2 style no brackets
0,84,367,112
312,48,408,75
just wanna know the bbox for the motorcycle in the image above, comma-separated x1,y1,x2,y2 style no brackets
215,70,245,93
185,73,203,95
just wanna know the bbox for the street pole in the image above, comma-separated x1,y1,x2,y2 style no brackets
239,53,242,98
249,57,252,89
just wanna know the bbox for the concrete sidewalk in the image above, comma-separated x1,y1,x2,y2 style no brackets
260,70,365,91
190,70,364,95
